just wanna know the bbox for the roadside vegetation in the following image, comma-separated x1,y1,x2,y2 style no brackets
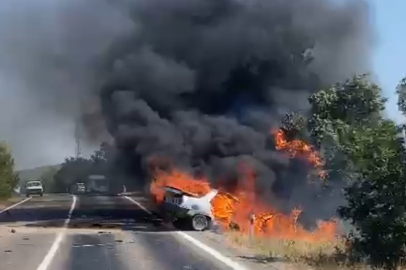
0,142,19,200
14,145,112,194
41,142,115,193
227,74,406,270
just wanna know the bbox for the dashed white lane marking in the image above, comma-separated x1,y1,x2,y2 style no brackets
0,197,32,214
36,195,77,270
123,196,250,270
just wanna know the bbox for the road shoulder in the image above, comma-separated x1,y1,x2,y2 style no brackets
0,196,27,209
0,196,31,214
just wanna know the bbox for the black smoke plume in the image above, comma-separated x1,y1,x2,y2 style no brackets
98,0,373,226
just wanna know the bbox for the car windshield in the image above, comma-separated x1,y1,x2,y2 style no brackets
27,181,41,187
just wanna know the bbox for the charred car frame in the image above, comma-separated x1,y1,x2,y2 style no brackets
159,186,218,231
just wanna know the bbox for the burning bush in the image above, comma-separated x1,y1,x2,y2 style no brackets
150,128,339,242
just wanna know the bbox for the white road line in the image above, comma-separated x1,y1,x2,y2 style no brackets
123,196,250,270
0,197,32,214
124,196,152,214
36,195,77,270
175,231,249,270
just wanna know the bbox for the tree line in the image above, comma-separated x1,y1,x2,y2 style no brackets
283,74,406,269
1,74,406,268
39,142,115,193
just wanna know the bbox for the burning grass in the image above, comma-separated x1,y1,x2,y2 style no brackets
150,129,338,242
150,166,340,241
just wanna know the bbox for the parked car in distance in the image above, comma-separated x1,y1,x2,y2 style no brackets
25,180,44,197
75,182,86,194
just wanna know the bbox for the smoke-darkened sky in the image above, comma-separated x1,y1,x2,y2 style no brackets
0,0,374,225
96,0,373,224
0,0,372,189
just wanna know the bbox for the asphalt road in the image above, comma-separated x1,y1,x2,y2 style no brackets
0,194,248,270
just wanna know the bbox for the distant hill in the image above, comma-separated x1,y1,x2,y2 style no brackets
17,164,61,183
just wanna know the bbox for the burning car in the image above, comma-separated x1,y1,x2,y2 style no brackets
160,185,218,231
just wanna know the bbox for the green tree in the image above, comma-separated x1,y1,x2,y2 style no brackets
39,167,60,193
308,74,406,269
0,142,19,199
280,111,307,140
308,74,386,181
90,142,114,175
53,157,93,192
338,121,406,269
52,142,114,192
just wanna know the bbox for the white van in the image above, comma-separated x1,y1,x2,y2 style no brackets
25,180,44,197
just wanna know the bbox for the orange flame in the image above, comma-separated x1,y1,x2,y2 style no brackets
149,129,337,242
150,169,212,203
274,129,327,179
150,153,338,242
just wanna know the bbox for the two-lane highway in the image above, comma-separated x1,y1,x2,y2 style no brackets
0,194,249,270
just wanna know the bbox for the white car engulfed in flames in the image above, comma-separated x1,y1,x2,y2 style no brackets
161,186,218,231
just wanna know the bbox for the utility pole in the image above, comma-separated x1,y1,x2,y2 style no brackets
74,118,82,158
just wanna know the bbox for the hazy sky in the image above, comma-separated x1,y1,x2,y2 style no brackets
372,0,406,123
0,0,404,170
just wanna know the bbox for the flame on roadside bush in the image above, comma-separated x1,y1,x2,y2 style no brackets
149,129,338,242
274,129,327,179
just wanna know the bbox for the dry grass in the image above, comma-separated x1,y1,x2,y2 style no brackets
225,231,406,270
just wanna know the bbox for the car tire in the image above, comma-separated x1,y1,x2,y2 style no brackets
191,214,210,231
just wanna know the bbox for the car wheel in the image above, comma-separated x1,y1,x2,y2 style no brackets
191,214,210,231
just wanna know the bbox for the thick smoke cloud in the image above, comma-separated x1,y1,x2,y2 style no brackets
0,0,373,225
99,0,373,224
